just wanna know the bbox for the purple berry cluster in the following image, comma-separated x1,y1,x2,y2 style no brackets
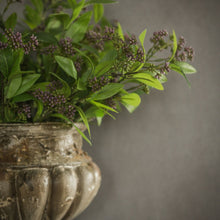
86,26,144,70
18,104,31,119
33,89,66,108
2,29,39,54
136,48,145,63
118,40,145,68
4,29,23,49
124,34,137,46
105,97,117,110
59,37,75,56
0,41,8,49
122,44,136,62
86,30,104,51
32,81,76,121
150,30,168,45
40,45,58,55
74,58,83,73
155,62,170,79
57,105,76,121
103,26,115,40
86,26,117,51
177,36,185,51
23,34,39,54
160,62,170,74
175,36,194,61
46,80,63,92
89,76,110,92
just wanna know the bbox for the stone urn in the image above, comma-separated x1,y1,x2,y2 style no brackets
0,123,101,220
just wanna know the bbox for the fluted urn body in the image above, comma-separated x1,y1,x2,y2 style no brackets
0,123,101,220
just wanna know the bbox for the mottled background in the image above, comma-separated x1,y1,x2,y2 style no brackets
79,0,220,219
10,0,220,219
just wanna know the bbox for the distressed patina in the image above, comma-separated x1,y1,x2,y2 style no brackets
0,123,101,220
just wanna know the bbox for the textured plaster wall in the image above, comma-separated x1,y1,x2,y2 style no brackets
78,0,220,220
11,0,220,219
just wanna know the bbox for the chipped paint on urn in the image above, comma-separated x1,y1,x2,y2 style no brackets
0,123,101,220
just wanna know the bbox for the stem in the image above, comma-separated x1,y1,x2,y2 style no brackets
148,58,169,62
146,43,173,62
2,0,12,16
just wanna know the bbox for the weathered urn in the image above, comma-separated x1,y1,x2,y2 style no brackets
0,123,101,220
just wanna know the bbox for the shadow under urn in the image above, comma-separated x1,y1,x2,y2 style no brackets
0,123,101,220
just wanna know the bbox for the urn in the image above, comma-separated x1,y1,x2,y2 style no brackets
0,123,101,220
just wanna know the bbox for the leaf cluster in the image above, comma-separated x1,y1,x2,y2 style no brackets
0,0,196,144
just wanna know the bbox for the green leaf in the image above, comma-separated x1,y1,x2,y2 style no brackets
55,55,77,79
95,108,116,126
6,75,22,99
35,32,57,44
68,0,77,8
139,29,147,53
94,60,114,77
93,4,104,23
12,93,34,103
30,0,43,13
15,74,41,96
5,13,17,29
100,49,117,62
90,83,123,100
95,109,105,126
169,63,191,87
49,13,70,28
46,18,62,31
0,50,13,77
170,61,197,74
99,16,111,27
77,68,91,91
9,50,24,78
77,43,99,57
117,22,124,40
169,30,177,62
66,0,85,29
73,124,92,146
33,100,43,122
75,106,91,137
72,47,95,75
31,82,51,91
89,100,118,113
135,29,147,71
65,11,92,43
85,106,115,125
121,93,141,113
132,73,164,90
24,5,41,29
51,113,92,145
4,106,16,122
0,49,23,78
86,0,117,5
50,72,71,97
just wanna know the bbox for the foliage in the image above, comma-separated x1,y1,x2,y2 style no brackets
0,0,196,144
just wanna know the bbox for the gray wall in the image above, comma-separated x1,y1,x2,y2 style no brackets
78,0,220,220
9,0,220,219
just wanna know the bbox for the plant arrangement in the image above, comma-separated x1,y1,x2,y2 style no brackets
0,0,196,144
